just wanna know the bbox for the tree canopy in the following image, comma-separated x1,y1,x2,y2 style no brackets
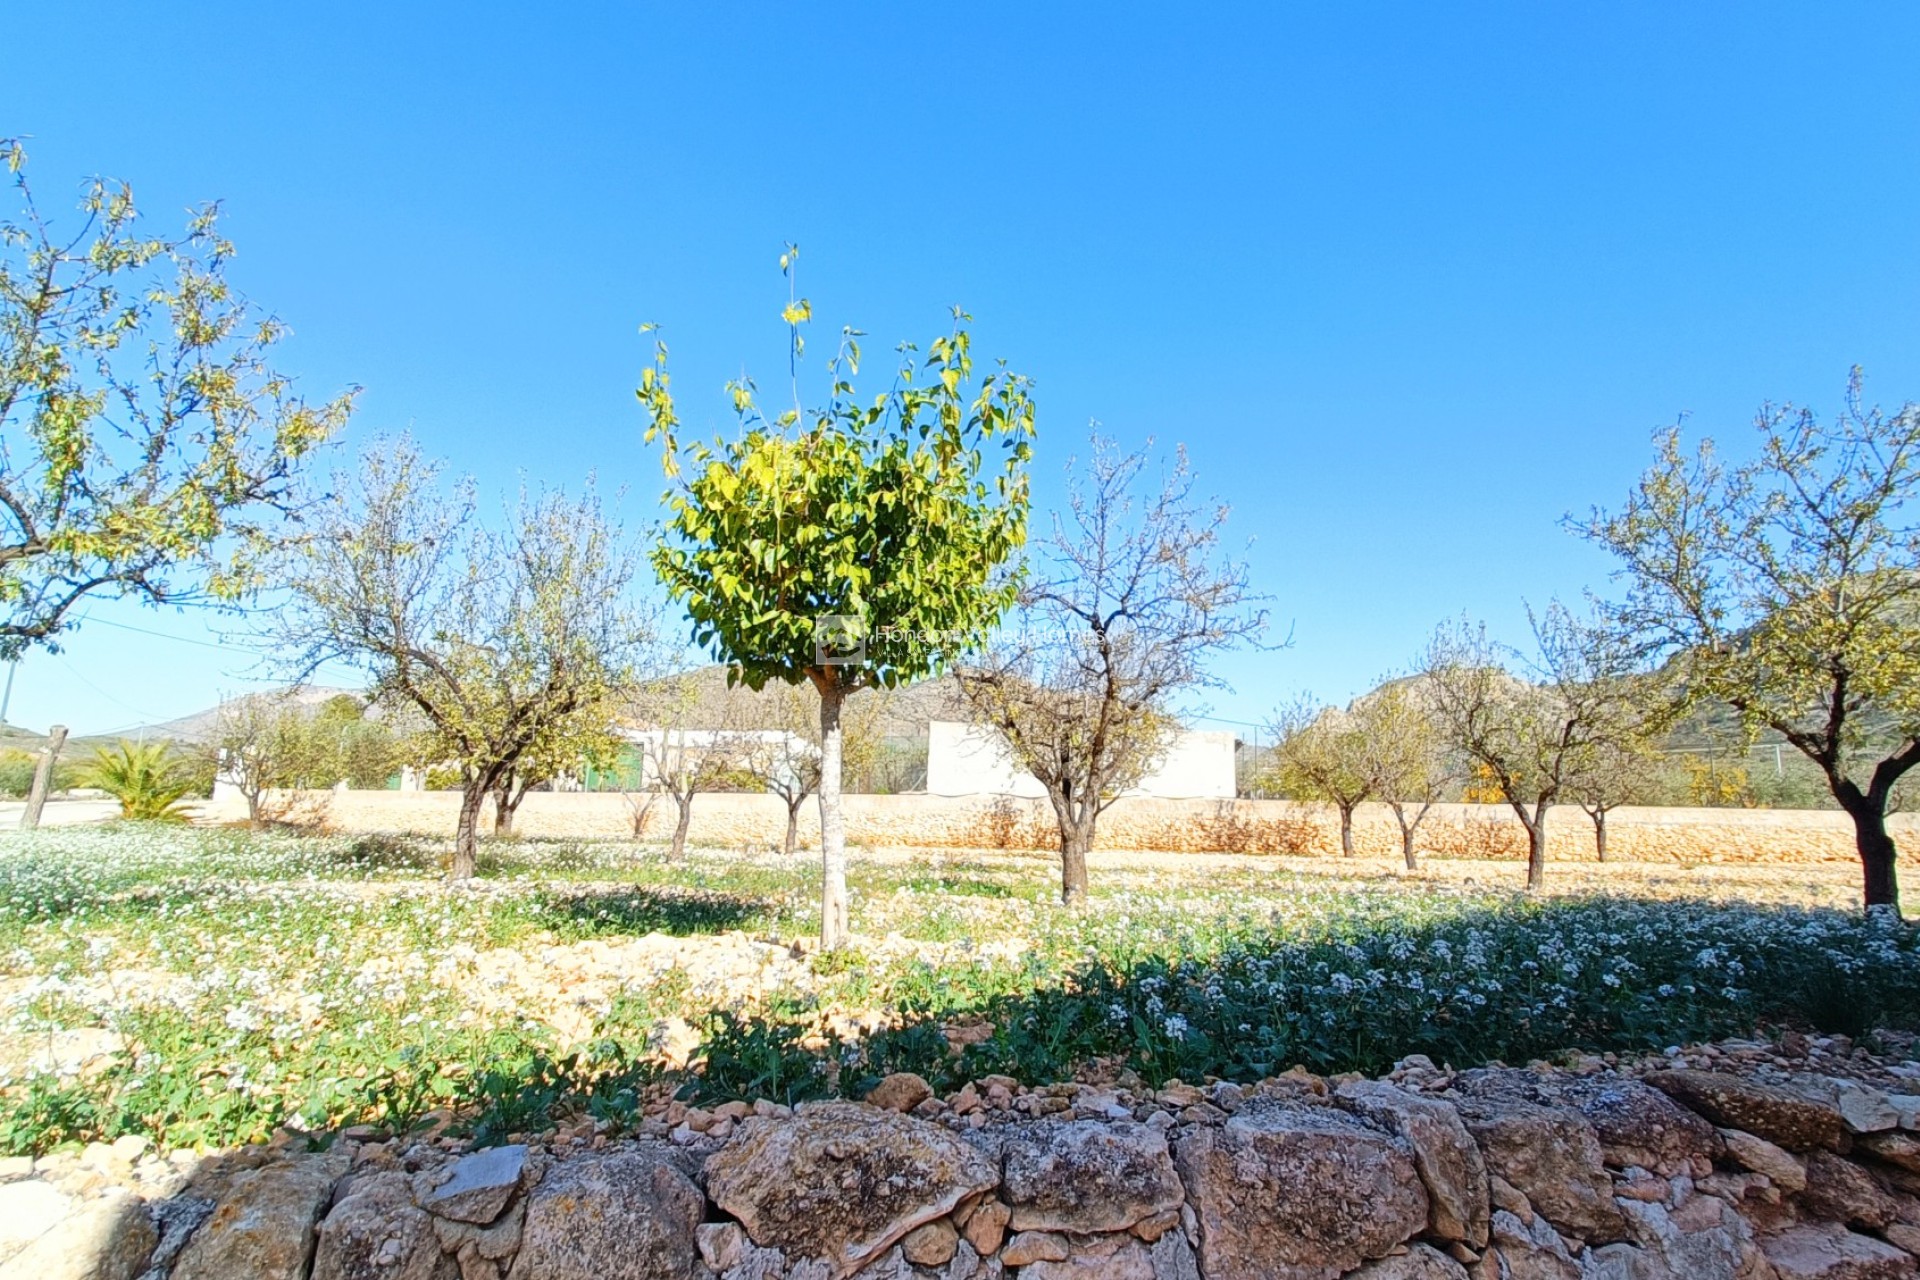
0,140,354,656
639,248,1036,946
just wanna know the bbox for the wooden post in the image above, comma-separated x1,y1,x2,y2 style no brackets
20,724,67,830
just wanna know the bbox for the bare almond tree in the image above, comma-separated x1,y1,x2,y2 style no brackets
629,670,758,860
1266,696,1380,857
957,432,1266,905
1422,605,1668,889
1363,680,1459,871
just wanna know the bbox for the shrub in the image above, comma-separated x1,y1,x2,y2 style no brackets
81,740,195,821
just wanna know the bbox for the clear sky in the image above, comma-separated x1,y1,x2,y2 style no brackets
3,2,1918,738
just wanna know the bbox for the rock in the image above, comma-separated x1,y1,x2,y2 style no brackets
1829,1080,1902,1135
1338,1080,1491,1247
1131,1208,1181,1242
994,1120,1183,1235
901,1220,959,1268
418,1145,524,1225
1486,1208,1579,1280
1645,1070,1848,1153
1001,1231,1070,1266
0,1188,155,1280
145,1197,217,1276
1173,1097,1428,1280
962,1200,1009,1256
1613,1194,1760,1280
1800,1152,1899,1231
429,1198,522,1263
1021,1239,1153,1280
1547,1075,1724,1172
0,1157,31,1183
312,1171,447,1280
867,1074,934,1114
698,1223,747,1272
1343,1244,1470,1279
512,1149,704,1280
705,1103,997,1277
1454,1095,1625,1244
0,1179,76,1258
1761,1222,1918,1279
1148,1232,1201,1280
173,1151,348,1280
1720,1127,1809,1191
1859,1131,1920,1173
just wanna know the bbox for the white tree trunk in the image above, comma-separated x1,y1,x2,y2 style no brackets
817,683,849,950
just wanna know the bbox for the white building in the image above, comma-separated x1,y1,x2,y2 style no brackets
924,720,1237,799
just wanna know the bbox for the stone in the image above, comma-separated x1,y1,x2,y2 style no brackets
1001,1231,1070,1266
0,1157,31,1183
0,1188,155,1280
1338,1080,1491,1247
1021,1239,1153,1280
1173,1097,1428,1280
1130,1208,1181,1242
0,1178,77,1258
1343,1244,1471,1280
1829,1080,1902,1135
698,1222,747,1272
312,1171,447,1280
429,1198,522,1262
1719,1127,1809,1191
1800,1152,1900,1231
1613,1194,1759,1280
418,1145,524,1225
173,1151,348,1280
1454,1095,1626,1244
1486,1209,1579,1280
1547,1075,1724,1172
512,1149,704,1280
994,1120,1183,1235
1644,1070,1848,1153
1859,1130,1920,1173
1761,1222,1918,1279
704,1102,998,1278
962,1199,1009,1256
146,1197,217,1277
867,1074,934,1114
1147,1232,1200,1280
901,1220,959,1268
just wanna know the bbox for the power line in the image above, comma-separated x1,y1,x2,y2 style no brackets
71,614,238,651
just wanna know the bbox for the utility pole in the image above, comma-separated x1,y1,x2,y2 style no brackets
20,724,68,830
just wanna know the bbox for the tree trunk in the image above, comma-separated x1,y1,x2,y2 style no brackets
492,777,519,835
1389,801,1429,871
1524,812,1547,890
1060,817,1094,907
783,799,802,856
1592,808,1609,863
452,781,485,880
19,725,66,831
1338,804,1356,857
817,682,849,950
1840,792,1901,909
669,794,693,860
245,788,264,830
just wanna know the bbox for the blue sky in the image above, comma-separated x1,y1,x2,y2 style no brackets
4,2,1918,737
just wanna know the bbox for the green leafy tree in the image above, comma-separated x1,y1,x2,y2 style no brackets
83,739,194,821
1363,680,1459,870
1267,697,1381,858
639,248,1035,948
1583,372,1920,908
0,140,354,655
279,440,650,877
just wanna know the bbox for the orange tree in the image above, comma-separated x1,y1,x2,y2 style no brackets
638,250,1035,949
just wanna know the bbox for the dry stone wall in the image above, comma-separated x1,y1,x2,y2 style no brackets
14,1042,1920,1279
221,789,1908,865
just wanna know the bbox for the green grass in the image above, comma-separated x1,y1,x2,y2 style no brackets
0,825,1916,1154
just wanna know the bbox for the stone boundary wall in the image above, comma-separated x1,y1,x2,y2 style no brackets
218,789,1911,865
14,1048,1920,1279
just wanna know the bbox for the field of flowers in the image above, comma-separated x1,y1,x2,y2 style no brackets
2,823,1918,1155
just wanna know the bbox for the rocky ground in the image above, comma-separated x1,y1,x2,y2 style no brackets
10,1032,1920,1280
